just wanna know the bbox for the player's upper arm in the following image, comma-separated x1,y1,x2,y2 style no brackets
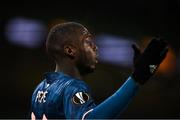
63,80,96,119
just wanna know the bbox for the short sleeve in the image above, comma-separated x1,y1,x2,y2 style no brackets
63,80,96,119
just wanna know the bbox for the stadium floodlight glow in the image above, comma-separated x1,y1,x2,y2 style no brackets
5,17,46,48
95,34,135,67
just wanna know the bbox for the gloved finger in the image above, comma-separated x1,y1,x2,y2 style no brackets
143,38,168,59
150,37,168,51
132,44,141,57
159,47,169,62
132,44,141,65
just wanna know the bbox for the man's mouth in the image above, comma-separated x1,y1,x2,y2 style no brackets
94,52,98,64
95,56,98,63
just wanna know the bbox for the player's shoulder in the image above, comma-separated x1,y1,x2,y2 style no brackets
59,72,90,90
63,80,90,99
32,80,46,95
70,79,90,90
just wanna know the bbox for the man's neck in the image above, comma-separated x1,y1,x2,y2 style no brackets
55,60,83,80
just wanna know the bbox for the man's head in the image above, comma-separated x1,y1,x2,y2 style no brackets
46,22,98,75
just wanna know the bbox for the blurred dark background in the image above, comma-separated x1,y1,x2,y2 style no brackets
0,0,180,118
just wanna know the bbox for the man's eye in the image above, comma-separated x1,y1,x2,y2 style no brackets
85,40,93,46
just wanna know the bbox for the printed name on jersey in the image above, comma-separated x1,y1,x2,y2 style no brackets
72,92,89,105
35,90,48,103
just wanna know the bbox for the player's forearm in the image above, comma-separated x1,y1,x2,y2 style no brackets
85,76,139,119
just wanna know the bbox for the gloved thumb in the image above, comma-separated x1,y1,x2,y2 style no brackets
132,44,141,61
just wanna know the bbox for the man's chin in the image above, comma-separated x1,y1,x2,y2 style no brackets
78,64,95,75
84,65,95,74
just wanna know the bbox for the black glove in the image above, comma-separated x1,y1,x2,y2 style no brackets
132,37,168,84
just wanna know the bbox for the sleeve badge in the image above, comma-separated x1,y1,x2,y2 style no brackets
72,92,90,105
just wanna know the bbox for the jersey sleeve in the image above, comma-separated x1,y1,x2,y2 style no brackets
86,76,139,119
63,80,96,119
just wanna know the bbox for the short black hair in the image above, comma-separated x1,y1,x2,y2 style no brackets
46,22,85,60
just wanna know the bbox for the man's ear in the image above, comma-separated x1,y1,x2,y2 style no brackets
64,45,77,59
